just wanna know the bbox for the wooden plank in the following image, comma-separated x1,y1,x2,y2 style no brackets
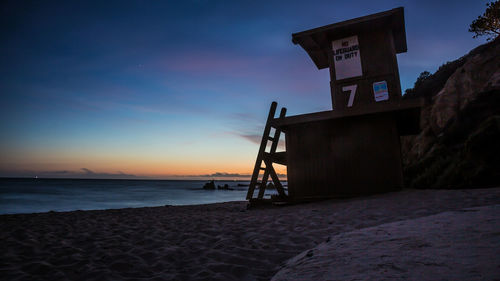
263,152,287,165
270,98,422,128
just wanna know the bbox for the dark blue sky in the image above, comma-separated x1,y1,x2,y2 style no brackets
0,0,491,178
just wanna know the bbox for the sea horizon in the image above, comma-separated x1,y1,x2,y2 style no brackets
0,177,251,181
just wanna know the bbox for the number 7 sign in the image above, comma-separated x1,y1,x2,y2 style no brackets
342,85,357,107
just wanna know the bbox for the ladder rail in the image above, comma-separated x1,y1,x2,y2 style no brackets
246,102,288,201
257,107,286,199
246,102,278,200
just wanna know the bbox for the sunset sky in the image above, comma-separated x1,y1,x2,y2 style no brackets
0,0,490,179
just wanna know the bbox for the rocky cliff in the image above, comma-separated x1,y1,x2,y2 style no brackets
401,38,500,189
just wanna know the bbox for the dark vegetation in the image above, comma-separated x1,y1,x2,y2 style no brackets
469,0,500,41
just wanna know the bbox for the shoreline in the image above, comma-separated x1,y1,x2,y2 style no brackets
2,187,499,280
0,200,249,216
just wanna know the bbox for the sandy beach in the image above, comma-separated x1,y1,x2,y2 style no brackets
1,187,499,280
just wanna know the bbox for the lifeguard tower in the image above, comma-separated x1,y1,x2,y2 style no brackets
246,7,422,203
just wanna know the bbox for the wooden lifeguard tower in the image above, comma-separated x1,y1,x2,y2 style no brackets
247,7,422,203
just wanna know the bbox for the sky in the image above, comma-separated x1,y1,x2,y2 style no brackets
0,0,491,179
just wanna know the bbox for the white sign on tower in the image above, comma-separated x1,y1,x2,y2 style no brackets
331,35,363,80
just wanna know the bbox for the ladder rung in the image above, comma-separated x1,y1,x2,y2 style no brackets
268,137,275,142
259,167,266,170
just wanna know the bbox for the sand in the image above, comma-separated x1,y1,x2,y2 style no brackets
272,205,500,280
1,188,499,281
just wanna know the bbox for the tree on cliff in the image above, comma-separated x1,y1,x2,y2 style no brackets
404,71,431,96
469,1,500,41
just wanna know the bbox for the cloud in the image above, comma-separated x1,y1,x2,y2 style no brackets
0,168,140,179
238,133,286,150
49,170,72,174
75,168,139,179
170,172,251,179
202,172,287,178
201,172,251,178
229,112,262,123
239,134,262,144
81,168,94,174
170,171,287,180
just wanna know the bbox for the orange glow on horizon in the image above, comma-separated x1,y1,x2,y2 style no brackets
1,150,289,179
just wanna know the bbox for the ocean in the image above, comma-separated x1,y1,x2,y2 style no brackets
0,178,272,215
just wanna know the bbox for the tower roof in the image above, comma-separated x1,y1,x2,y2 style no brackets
292,7,407,69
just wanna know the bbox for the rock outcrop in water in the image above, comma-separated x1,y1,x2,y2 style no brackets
401,38,500,189
203,180,216,190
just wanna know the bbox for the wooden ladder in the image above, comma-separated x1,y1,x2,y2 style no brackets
246,101,288,201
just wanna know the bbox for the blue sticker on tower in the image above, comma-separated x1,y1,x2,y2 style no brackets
373,81,389,102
